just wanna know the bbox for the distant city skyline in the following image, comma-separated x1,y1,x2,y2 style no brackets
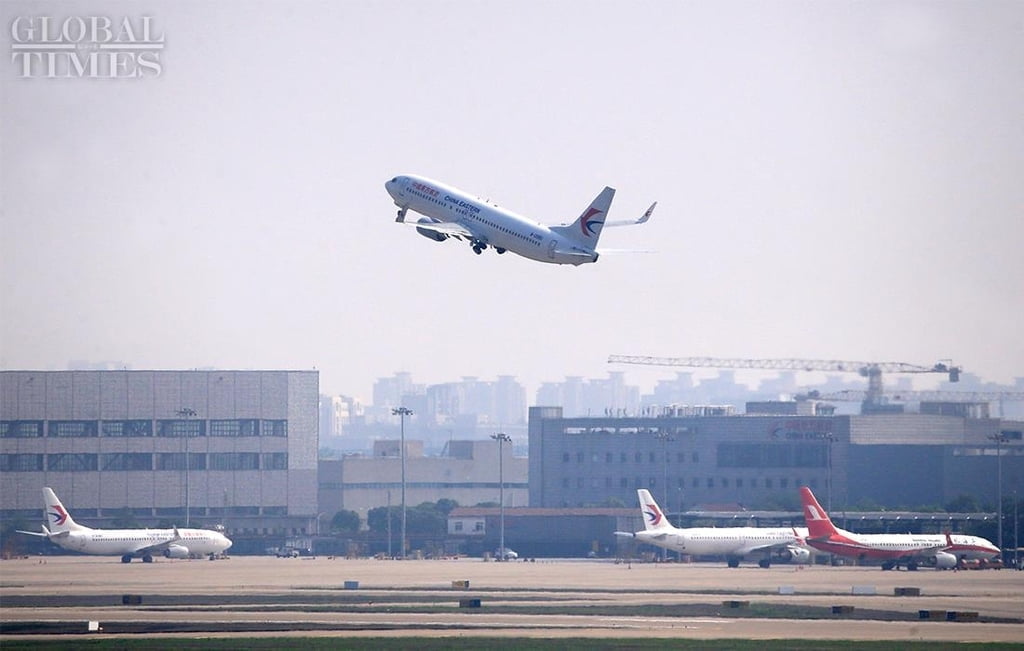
3,3,1021,410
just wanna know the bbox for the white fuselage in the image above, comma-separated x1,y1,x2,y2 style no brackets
637,526,810,558
810,529,999,561
56,527,231,557
386,175,600,265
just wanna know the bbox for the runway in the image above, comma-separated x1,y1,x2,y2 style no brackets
2,555,1022,642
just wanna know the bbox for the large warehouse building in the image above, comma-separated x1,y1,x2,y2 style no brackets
528,404,1023,511
0,370,319,540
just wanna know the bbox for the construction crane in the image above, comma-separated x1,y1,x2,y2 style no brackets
607,355,961,412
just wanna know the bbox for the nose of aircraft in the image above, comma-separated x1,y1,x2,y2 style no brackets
385,176,401,199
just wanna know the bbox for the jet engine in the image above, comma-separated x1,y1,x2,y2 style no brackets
923,551,958,569
163,544,190,559
416,218,448,242
772,546,812,564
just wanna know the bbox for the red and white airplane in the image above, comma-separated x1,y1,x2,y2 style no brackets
799,486,999,570
386,174,655,266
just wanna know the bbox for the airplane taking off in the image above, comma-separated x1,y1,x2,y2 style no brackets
799,486,999,570
385,174,656,265
614,489,812,568
17,487,232,563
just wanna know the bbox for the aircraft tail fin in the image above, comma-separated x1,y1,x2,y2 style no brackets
551,187,615,248
637,489,672,532
43,487,87,534
799,486,837,539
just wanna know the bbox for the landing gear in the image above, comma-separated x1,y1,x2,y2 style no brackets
881,561,895,571
121,554,133,564
727,558,740,568
495,247,506,254
907,561,918,571
758,559,771,569
142,554,154,563
396,207,407,223
471,241,487,255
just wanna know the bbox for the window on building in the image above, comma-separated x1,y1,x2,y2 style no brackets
474,521,484,532
605,477,613,488
101,453,153,471
576,477,584,488
576,451,584,463
47,453,98,471
101,420,152,437
720,477,729,488
562,452,570,462
691,477,699,488
706,477,714,488
620,453,627,463
634,452,642,463
649,477,657,487
765,478,773,489
261,420,288,437
157,419,206,437
261,453,287,470
649,452,656,463
692,452,699,463
620,477,628,488
49,421,98,437
562,478,570,488
0,454,44,471
736,478,743,488
677,452,685,463
780,478,789,489
209,452,259,471
454,521,463,532
809,478,818,489
606,452,613,463
1,421,43,438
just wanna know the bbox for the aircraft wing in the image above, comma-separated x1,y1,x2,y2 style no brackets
737,541,803,556
130,527,182,555
399,219,477,240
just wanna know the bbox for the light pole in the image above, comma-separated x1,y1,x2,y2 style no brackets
491,432,511,559
392,406,412,559
989,432,1007,561
176,408,196,527
655,431,673,560
825,432,834,514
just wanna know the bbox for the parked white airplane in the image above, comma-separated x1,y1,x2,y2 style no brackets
614,489,812,568
385,174,656,265
17,487,232,563
799,486,999,570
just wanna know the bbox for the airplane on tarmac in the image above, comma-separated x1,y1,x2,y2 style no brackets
799,486,999,570
614,489,813,568
17,487,232,563
385,174,656,266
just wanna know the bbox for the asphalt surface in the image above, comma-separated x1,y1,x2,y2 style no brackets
2,555,1022,642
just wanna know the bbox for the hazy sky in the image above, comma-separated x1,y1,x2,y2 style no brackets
2,1,1022,401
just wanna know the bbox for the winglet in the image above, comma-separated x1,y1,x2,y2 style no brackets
637,202,657,224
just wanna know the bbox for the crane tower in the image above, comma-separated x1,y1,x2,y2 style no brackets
607,355,961,413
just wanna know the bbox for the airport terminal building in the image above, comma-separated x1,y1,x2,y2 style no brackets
528,404,1024,511
0,370,319,538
